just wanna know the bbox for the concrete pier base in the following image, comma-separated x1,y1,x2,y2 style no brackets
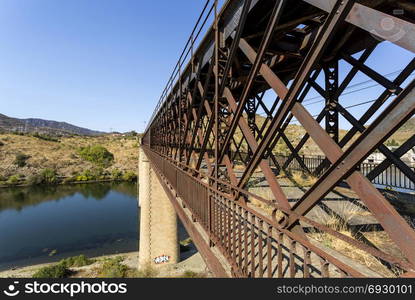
138,148,179,269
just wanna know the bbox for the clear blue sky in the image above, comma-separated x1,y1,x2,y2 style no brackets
0,0,219,133
0,0,413,133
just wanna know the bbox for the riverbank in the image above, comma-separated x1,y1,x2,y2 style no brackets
0,176,137,189
0,251,209,278
0,133,139,187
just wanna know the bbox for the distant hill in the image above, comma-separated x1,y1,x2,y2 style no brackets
238,114,415,156
0,113,104,136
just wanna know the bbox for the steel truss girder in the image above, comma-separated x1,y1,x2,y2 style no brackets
144,0,415,276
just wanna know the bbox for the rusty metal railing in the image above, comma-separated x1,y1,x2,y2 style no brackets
143,146,415,278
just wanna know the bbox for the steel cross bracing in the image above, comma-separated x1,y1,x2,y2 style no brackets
143,0,415,278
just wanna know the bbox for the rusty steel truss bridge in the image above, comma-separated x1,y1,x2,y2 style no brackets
141,0,415,278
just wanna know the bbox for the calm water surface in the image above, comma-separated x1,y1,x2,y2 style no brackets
0,182,139,271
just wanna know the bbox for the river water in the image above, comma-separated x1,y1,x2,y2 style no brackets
0,182,139,271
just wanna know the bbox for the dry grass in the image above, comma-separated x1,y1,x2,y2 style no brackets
313,201,363,228
176,270,208,278
308,201,401,277
246,186,288,223
240,171,406,278
290,171,318,187
247,187,275,214
134,264,159,278
311,229,398,277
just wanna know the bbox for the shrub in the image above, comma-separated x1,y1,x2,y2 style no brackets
78,145,114,167
32,254,95,278
32,132,60,142
179,238,192,252
111,169,123,180
122,171,137,182
7,175,21,185
59,255,95,268
41,169,57,184
97,256,128,278
0,141,4,146
27,174,43,185
26,169,57,185
14,153,30,167
75,168,104,181
76,175,89,182
179,270,207,278
79,169,94,181
91,167,105,180
386,139,399,147
136,264,158,278
32,264,71,278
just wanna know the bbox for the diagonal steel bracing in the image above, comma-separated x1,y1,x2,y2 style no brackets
143,0,415,277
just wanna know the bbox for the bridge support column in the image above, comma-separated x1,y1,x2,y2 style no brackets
138,148,179,269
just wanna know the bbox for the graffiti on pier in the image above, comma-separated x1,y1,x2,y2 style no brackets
154,255,170,264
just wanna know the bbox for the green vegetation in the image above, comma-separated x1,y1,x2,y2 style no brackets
178,270,207,278
59,254,95,268
32,254,95,278
1,133,139,187
27,169,57,185
75,169,97,181
91,167,105,180
97,256,129,278
14,153,30,167
7,175,21,185
111,169,123,180
96,256,156,278
180,237,192,252
135,264,158,278
32,264,71,278
78,145,114,167
41,169,58,184
2,168,137,187
32,132,60,142
274,140,290,156
122,170,137,182
27,174,43,185
386,139,399,147
72,168,136,183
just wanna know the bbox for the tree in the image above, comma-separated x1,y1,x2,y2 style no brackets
78,145,114,167
14,153,30,167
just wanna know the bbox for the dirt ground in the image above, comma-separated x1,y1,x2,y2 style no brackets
0,251,209,278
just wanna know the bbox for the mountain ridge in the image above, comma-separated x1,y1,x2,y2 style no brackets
0,113,104,136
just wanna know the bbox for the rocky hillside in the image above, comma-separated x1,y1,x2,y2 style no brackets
235,114,415,156
0,113,104,136
0,134,139,180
